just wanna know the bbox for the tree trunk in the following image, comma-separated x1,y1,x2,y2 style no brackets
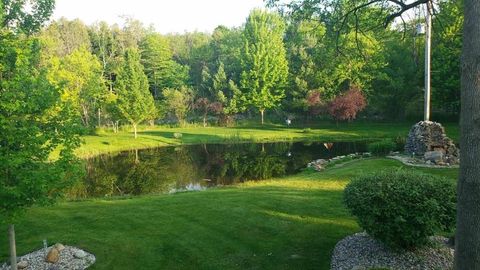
455,1,480,268
98,108,101,127
260,109,265,125
133,124,137,139
9,224,17,270
203,111,207,128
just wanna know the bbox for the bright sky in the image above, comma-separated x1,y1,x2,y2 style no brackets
52,0,265,34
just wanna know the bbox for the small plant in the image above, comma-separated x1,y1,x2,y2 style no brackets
344,170,456,250
173,132,183,139
302,128,312,133
394,135,406,151
367,139,396,156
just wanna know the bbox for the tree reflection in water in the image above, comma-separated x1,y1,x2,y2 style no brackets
67,141,367,199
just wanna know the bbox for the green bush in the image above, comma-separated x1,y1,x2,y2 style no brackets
302,128,312,133
367,139,396,156
344,170,456,250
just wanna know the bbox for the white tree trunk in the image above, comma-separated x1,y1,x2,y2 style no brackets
455,1,480,268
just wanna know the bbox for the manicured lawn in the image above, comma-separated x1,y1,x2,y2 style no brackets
1,158,458,269
68,121,459,158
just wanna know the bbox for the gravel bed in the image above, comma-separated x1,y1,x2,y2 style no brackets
331,232,454,270
1,245,95,270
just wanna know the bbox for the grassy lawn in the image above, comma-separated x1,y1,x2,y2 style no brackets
1,158,458,269
69,121,459,158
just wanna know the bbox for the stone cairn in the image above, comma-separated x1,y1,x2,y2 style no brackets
405,121,459,165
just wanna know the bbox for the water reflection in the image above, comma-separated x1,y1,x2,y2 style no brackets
67,141,367,199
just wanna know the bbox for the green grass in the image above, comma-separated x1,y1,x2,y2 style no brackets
1,158,458,269
65,121,459,159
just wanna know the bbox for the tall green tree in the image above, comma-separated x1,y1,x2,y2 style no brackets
39,18,91,58
1,0,54,34
46,47,107,127
89,21,123,92
140,33,189,98
115,48,155,138
163,87,192,126
1,2,82,269
240,9,289,124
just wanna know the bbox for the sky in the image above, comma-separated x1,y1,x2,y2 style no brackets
52,0,266,34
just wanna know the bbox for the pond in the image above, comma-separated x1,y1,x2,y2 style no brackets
68,141,368,199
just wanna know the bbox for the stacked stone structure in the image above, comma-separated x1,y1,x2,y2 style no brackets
405,121,459,165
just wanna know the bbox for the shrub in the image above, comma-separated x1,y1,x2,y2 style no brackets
344,170,456,250
302,128,312,133
367,139,396,156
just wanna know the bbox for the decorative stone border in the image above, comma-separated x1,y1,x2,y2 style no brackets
387,154,459,169
1,245,95,270
331,232,454,270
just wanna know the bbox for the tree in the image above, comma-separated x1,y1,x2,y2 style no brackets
163,87,192,126
89,21,122,93
115,48,155,138
306,90,324,117
1,3,82,269
193,98,223,127
47,47,107,127
240,9,289,124
268,0,480,268
140,33,189,98
456,1,480,268
1,0,54,34
327,86,367,122
39,18,91,58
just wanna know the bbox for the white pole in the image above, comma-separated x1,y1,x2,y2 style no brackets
424,0,432,121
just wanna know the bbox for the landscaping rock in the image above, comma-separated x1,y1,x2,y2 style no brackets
73,250,87,259
46,247,60,263
1,245,95,270
17,260,28,269
424,151,444,163
54,243,65,252
331,232,453,270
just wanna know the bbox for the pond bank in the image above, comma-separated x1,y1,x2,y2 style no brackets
52,122,459,159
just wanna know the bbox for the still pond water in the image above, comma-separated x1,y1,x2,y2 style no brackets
70,141,367,199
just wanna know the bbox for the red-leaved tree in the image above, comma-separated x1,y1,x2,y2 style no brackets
327,86,367,122
306,90,324,116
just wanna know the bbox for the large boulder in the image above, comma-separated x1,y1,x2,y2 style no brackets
405,121,459,164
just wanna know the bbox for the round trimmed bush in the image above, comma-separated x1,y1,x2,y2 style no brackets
367,139,396,156
344,170,456,250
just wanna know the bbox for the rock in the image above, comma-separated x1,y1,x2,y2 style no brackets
316,159,327,165
45,247,59,263
17,260,28,269
73,250,87,259
424,151,444,163
405,121,459,165
54,243,65,252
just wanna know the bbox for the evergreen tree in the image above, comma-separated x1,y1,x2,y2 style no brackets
115,48,155,138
